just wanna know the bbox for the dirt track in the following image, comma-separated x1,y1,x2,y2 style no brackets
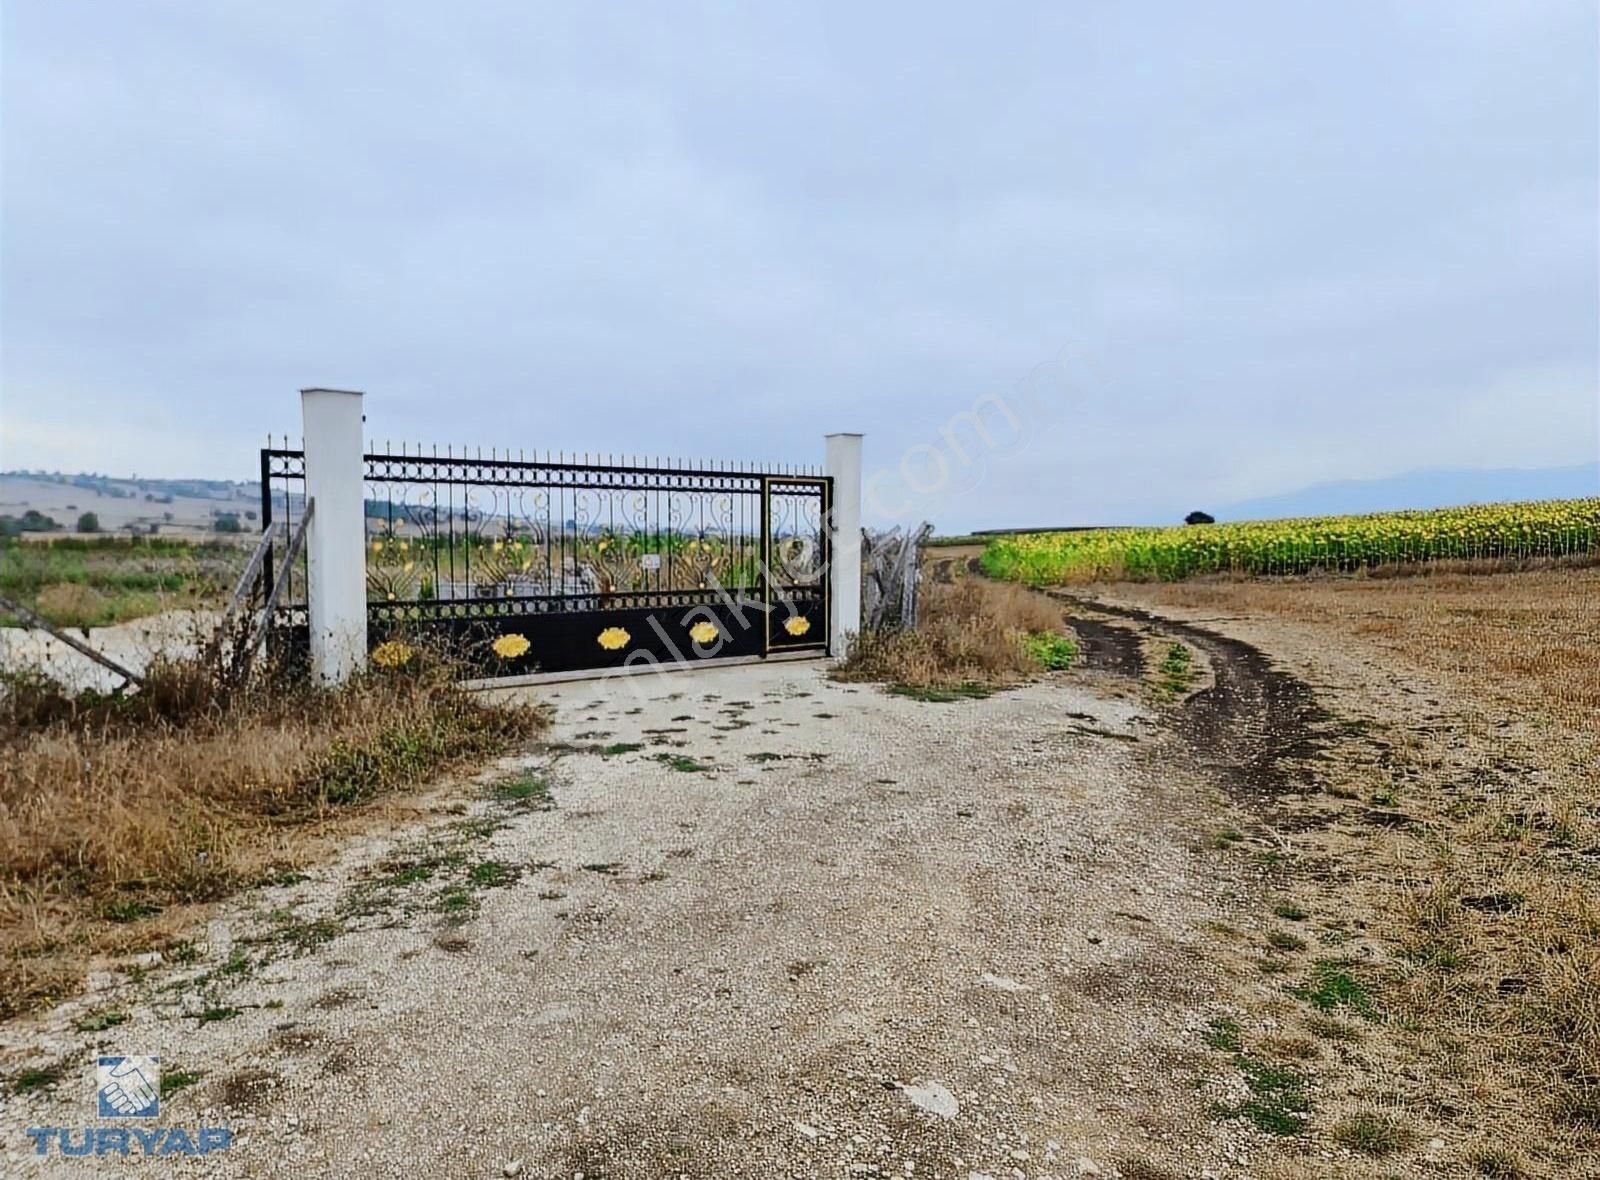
9,565,1588,1177
3,611,1322,1178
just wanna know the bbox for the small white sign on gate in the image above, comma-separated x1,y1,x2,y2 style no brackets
640,553,662,571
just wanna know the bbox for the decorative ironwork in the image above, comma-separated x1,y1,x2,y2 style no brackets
261,444,831,675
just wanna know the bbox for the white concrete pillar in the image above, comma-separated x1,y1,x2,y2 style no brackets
825,432,863,657
301,388,368,683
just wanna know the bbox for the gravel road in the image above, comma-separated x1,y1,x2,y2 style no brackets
3,656,1274,1178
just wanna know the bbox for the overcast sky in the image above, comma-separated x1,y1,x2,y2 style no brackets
2,1,1596,528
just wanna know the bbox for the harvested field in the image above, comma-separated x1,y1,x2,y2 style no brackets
1094,565,1600,1175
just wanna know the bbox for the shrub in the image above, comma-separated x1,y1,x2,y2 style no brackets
833,577,1066,691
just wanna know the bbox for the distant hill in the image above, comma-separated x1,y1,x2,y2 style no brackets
1213,464,1600,523
0,471,259,537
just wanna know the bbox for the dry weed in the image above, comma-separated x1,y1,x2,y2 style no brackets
0,651,544,1017
832,577,1065,690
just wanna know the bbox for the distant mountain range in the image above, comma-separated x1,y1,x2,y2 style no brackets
1211,464,1599,523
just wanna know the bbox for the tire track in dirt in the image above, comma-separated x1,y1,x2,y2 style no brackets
1054,595,1328,809
932,552,1328,806
928,551,1329,813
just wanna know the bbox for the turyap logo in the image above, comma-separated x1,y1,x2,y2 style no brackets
97,1056,161,1118
25,1053,233,1158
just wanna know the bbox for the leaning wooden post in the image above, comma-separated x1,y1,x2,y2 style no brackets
301,388,367,684
824,432,863,657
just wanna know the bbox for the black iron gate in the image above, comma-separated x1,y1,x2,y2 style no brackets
260,445,831,677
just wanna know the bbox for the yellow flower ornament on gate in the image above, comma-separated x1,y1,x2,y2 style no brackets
688,621,719,645
783,616,811,637
492,634,531,660
597,626,630,651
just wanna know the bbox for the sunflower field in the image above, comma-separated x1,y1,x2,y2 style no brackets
979,498,1600,584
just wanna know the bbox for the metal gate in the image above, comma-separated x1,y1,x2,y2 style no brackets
260,445,831,676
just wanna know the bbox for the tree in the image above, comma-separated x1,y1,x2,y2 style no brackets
77,512,101,533
213,514,242,533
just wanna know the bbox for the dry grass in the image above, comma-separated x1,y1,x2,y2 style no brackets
1112,566,1600,1170
1130,565,1599,726
832,576,1067,691
0,651,544,1018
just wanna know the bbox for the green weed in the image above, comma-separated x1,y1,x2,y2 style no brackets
493,774,552,808
1022,631,1079,671
72,1010,128,1032
654,753,709,773
12,1065,63,1094
1294,960,1379,1020
160,1070,202,1097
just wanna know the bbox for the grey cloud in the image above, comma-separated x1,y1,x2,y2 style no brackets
2,0,1594,529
